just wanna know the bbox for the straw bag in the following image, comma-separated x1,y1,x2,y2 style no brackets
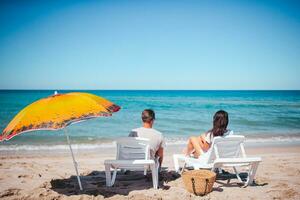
182,170,216,196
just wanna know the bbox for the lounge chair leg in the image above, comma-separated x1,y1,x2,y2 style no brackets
105,164,112,187
151,164,158,189
218,168,222,174
155,157,160,173
111,168,117,186
247,162,259,186
173,155,180,172
180,163,187,174
233,167,243,183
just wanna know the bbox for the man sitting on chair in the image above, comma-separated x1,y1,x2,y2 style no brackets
129,109,165,167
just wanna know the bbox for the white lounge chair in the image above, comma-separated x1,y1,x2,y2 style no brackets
173,135,261,186
104,137,159,189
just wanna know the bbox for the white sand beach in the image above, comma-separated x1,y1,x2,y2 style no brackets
0,144,300,200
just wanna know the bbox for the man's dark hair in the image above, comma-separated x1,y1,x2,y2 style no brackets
142,109,155,123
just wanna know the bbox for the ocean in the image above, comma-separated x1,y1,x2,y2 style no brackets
0,90,300,150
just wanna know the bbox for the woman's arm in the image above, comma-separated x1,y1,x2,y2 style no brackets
199,133,211,152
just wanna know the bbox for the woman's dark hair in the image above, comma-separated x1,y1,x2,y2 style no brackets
142,109,155,123
210,110,229,137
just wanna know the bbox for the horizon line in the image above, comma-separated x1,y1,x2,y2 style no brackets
0,89,299,91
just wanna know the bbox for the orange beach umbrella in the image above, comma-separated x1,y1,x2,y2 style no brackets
0,92,121,190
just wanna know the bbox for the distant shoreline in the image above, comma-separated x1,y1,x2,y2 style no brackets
1,89,300,91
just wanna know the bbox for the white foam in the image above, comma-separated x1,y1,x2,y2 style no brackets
1,135,300,151
164,135,300,146
0,142,116,151
245,136,300,143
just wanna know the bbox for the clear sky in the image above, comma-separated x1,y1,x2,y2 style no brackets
0,0,299,90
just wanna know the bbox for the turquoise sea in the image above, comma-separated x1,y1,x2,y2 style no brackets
0,90,300,150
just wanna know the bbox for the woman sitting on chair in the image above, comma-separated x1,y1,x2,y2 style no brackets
184,110,232,158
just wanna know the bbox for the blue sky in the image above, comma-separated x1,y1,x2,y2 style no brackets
0,0,299,90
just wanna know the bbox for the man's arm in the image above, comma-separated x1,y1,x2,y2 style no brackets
156,135,165,167
156,146,164,166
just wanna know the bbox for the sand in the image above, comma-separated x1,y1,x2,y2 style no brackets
0,144,300,200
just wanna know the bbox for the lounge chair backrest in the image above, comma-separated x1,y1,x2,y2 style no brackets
212,135,246,159
205,135,246,163
116,137,150,160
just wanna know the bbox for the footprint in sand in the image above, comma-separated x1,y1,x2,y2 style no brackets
0,188,21,198
18,174,33,179
283,188,298,199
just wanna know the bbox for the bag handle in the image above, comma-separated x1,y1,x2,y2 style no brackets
191,178,209,196
203,179,209,195
191,178,197,195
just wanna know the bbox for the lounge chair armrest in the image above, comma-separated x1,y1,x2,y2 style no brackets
213,157,261,167
104,159,155,165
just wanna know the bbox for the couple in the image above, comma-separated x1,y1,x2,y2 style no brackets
129,109,231,167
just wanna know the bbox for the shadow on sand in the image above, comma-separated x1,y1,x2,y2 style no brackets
50,170,180,198
50,169,267,198
212,171,268,192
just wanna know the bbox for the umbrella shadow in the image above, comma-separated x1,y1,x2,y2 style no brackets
50,169,180,198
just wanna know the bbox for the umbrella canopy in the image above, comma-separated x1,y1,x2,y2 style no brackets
0,92,120,190
0,92,120,141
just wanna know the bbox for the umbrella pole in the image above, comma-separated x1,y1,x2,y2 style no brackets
64,129,83,191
